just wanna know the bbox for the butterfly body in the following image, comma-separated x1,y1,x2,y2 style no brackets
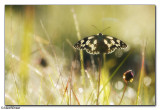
74,33,127,55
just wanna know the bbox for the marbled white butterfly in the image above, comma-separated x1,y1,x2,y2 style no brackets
74,33,127,55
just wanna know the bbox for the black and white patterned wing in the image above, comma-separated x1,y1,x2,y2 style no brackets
74,33,127,55
102,35,127,54
74,35,102,54
74,36,95,50
74,35,97,50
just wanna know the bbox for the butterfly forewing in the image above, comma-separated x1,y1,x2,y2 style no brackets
74,33,127,55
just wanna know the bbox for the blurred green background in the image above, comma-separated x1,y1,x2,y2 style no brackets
5,5,155,105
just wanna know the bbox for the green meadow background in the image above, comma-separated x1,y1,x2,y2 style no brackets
5,5,155,105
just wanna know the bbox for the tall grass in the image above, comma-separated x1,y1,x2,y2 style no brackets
71,8,85,87
18,6,34,105
99,50,132,95
100,54,110,105
5,5,155,105
136,43,146,105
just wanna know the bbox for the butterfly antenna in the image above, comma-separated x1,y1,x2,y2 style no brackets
100,27,111,33
91,25,101,32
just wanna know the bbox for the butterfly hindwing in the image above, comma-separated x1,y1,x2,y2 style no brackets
74,33,127,55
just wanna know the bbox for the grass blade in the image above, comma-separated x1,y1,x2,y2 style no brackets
99,50,132,95
71,8,85,86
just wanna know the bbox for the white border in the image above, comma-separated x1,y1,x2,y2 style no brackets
0,0,158,110
0,0,158,5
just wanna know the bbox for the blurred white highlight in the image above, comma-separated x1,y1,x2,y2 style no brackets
144,76,152,87
115,81,124,90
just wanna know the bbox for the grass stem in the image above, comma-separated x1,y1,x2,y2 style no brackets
136,44,145,105
71,8,85,86
119,82,128,105
96,57,102,105
99,50,132,95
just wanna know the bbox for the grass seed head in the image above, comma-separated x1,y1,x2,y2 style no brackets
123,70,134,83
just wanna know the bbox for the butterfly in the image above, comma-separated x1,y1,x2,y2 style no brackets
74,33,127,55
